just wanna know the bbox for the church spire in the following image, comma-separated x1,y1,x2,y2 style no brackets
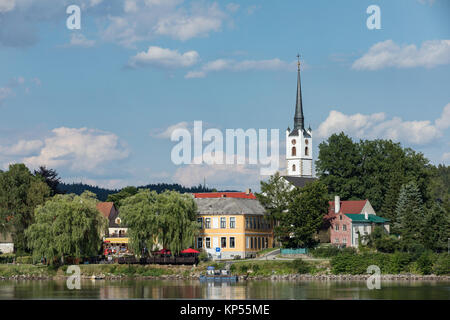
294,53,304,131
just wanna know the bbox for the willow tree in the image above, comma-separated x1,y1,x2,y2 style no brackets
25,191,107,264
120,190,198,256
156,191,198,255
120,189,159,256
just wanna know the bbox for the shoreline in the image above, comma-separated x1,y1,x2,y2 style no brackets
1,274,449,281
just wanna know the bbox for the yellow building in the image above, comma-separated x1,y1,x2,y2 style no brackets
193,192,274,260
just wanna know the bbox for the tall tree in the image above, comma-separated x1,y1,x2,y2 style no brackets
256,172,293,222
394,181,425,251
0,164,50,253
279,181,329,248
34,166,61,196
422,202,450,252
25,191,107,264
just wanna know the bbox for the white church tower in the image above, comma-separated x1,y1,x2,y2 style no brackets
286,55,313,177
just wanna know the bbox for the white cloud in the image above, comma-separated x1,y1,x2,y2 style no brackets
65,33,96,48
185,58,293,78
0,140,43,156
124,0,138,13
352,40,450,70
22,127,129,173
128,46,199,68
0,87,13,103
0,0,16,13
154,2,226,41
442,152,450,163
226,3,240,13
152,121,191,139
316,103,450,145
0,76,37,105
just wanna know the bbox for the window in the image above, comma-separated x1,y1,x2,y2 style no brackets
250,237,253,249
335,224,339,231
197,217,203,228
230,217,236,229
220,217,226,229
343,238,347,243
257,217,261,229
292,139,296,145
205,218,211,229
221,237,227,248
305,139,309,145
292,146,296,156
205,237,211,248
305,147,309,156
254,217,257,229
292,164,296,172
246,217,249,229
343,224,347,231
335,238,339,243
230,237,235,248
197,237,203,249
258,237,261,249
246,237,250,249
265,238,268,248
339,215,342,220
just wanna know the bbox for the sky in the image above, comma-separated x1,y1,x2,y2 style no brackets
0,0,449,191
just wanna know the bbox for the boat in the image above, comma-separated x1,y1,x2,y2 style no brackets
199,266,238,282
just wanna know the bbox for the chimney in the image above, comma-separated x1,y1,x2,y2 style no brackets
364,211,368,220
334,196,340,213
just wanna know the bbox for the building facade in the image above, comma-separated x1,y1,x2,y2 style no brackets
194,192,274,260
97,202,130,256
327,196,390,248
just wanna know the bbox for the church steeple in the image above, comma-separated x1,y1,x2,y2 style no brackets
294,54,304,131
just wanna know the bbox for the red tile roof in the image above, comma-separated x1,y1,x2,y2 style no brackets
193,192,256,199
326,200,367,218
96,202,114,219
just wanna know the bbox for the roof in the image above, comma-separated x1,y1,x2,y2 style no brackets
194,197,266,216
282,176,317,188
345,214,389,224
96,202,114,219
328,200,367,215
193,192,256,199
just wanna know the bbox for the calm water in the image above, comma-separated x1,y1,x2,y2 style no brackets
0,279,449,300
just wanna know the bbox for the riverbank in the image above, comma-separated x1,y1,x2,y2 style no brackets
0,263,449,281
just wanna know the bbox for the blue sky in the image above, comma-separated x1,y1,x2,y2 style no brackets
0,0,449,191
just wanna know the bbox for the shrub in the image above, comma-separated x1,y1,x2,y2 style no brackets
198,251,209,262
291,259,311,274
388,252,413,274
0,254,15,264
310,246,340,258
16,256,33,264
432,254,450,275
416,252,433,275
239,264,249,273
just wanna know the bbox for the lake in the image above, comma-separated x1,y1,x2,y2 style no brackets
0,279,449,299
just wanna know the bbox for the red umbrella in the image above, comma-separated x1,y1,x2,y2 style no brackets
180,248,200,254
157,248,171,255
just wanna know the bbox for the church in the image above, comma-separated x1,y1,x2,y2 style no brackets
282,55,317,188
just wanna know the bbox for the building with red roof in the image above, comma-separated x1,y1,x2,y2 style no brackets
326,196,389,248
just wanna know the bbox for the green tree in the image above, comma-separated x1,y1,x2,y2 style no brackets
279,181,329,248
120,190,198,256
25,191,107,264
0,164,50,253
422,202,449,252
256,172,293,222
395,181,425,251
106,186,139,207
33,166,61,196
315,132,362,201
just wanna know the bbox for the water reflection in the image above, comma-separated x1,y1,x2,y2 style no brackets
0,279,448,300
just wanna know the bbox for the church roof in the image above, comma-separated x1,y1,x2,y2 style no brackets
282,176,317,188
